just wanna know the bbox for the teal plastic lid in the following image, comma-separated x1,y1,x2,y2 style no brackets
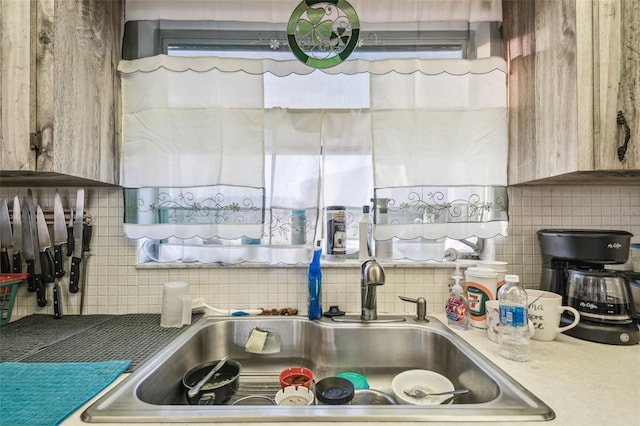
337,372,369,390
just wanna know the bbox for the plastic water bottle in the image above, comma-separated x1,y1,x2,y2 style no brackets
498,274,530,361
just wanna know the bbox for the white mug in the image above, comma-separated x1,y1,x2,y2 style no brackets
485,300,535,343
160,281,192,328
527,290,580,341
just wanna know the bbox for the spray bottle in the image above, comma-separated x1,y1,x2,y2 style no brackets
445,267,469,330
308,240,323,320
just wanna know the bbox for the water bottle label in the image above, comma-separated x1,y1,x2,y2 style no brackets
499,305,527,327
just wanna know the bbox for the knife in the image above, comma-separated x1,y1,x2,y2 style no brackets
25,190,46,306
69,188,84,293
12,196,22,273
0,199,13,273
36,205,55,285
53,191,67,278
21,202,37,292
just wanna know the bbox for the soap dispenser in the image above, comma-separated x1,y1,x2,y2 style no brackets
308,240,323,320
445,274,469,330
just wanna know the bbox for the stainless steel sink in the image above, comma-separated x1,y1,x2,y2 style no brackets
83,316,555,423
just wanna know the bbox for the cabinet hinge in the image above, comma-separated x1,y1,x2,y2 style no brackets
30,131,42,157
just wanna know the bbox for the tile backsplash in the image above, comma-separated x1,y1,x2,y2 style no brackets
3,185,639,321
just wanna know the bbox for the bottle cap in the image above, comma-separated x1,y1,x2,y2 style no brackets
505,274,519,283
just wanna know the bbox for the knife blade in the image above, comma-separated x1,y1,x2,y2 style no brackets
0,199,13,273
53,191,67,278
26,190,46,306
12,196,22,273
36,205,55,285
69,188,84,293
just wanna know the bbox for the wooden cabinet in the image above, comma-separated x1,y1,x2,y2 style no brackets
503,0,640,185
0,0,123,186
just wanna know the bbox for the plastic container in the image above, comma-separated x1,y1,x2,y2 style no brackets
0,273,28,325
445,275,469,330
291,210,307,245
308,241,322,320
279,367,314,390
358,205,372,261
498,274,530,362
373,198,393,260
315,377,355,405
326,206,346,261
336,372,369,390
476,260,508,291
465,267,499,330
275,385,314,405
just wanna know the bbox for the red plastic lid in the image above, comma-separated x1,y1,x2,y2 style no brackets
0,273,28,284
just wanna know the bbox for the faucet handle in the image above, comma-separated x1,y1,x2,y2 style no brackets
399,296,429,322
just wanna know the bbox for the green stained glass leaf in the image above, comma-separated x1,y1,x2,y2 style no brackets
297,19,313,38
307,7,325,25
316,20,334,39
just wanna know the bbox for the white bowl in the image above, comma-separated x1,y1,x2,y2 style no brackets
391,369,455,405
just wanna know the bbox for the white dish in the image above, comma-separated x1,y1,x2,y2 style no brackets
391,369,455,405
274,385,314,406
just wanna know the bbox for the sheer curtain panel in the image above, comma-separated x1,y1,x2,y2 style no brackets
370,58,508,242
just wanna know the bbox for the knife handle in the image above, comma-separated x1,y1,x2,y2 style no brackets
53,283,63,319
54,245,65,278
40,251,54,285
26,258,36,292
12,252,22,273
0,250,9,273
69,256,82,293
83,225,92,252
67,227,74,256
36,273,47,307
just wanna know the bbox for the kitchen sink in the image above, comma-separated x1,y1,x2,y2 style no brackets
82,315,554,423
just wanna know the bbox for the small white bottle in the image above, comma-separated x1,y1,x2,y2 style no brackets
498,274,530,362
358,205,372,261
445,275,469,330
374,199,393,260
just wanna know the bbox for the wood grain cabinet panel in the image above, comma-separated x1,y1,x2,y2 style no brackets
0,0,123,186
503,0,640,185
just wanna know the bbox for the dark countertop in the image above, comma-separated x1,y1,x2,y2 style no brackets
0,314,200,372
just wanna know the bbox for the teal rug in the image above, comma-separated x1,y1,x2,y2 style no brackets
0,360,130,426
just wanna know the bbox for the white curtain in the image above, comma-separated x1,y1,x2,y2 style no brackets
370,62,508,241
119,55,507,263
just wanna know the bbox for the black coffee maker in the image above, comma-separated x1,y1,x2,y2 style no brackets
537,229,640,345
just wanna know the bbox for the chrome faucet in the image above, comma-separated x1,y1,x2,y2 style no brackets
361,258,385,320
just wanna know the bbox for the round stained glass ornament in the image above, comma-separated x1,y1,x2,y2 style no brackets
287,0,360,69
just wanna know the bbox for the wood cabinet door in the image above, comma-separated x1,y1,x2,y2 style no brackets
0,0,35,172
594,0,640,170
1,0,121,186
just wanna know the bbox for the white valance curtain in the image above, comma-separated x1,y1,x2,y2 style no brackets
119,55,508,264
370,63,508,241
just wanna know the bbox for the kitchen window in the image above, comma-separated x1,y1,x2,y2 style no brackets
120,9,507,266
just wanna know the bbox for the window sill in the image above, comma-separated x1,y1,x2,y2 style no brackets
135,259,477,270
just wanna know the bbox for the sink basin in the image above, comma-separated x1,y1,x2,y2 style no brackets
83,316,554,423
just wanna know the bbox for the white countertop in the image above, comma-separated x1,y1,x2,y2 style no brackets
62,315,640,426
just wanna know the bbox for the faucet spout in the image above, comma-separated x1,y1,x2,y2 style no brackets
361,258,385,320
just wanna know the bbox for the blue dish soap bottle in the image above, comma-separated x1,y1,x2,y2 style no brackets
308,240,323,320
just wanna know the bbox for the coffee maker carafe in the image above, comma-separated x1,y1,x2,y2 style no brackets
537,229,640,345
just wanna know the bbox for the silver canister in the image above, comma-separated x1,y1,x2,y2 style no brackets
326,206,346,261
